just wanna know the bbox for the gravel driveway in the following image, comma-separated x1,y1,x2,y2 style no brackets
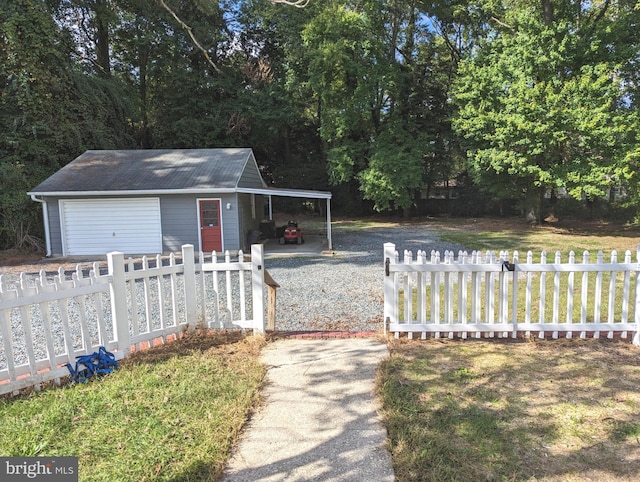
264,223,466,332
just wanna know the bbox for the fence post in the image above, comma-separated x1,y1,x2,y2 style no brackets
384,243,396,335
251,244,265,334
182,245,199,330
264,270,280,331
107,251,130,354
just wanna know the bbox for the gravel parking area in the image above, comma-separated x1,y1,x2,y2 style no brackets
264,222,466,332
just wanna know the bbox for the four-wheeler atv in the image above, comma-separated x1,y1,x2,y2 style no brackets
279,220,304,245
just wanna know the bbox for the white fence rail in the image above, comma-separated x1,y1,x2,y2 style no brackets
383,242,640,345
0,244,265,396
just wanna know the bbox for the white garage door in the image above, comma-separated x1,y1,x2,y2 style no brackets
61,198,162,255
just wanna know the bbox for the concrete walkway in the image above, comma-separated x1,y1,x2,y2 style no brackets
223,337,395,482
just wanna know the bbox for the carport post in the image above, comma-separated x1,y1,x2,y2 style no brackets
326,198,332,250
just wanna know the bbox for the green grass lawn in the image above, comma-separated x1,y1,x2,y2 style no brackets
430,217,640,257
378,338,640,481
0,332,266,482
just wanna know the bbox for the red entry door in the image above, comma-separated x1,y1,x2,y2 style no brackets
199,200,222,252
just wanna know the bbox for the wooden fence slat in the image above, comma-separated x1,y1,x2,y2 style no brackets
472,251,481,338
459,251,468,339
211,252,221,328
594,251,604,338
417,251,426,327
621,250,631,339
0,299,17,385
511,251,519,339
156,254,166,340
433,252,441,338
170,253,179,327
56,271,78,362
580,251,589,338
141,256,153,335
225,251,233,319
127,257,140,341
566,252,575,338
18,275,39,384
607,251,617,339
552,252,561,339
73,269,93,353
634,245,640,345
444,254,452,336
92,266,109,347
37,272,59,385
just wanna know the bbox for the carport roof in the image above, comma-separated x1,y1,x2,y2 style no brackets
238,187,331,199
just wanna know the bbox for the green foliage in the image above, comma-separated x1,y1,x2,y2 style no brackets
302,1,460,212
453,0,640,213
359,120,427,211
0,0,135,249
2,0,640,248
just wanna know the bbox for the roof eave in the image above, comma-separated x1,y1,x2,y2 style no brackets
27,188,239,197
27,187,332,199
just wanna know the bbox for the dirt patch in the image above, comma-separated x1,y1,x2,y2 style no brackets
433,215,640,235
0,249,44,267
0,251,106,278
122,330,264,367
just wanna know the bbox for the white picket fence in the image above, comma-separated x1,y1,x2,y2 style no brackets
383,242,640,345
0,244,266,396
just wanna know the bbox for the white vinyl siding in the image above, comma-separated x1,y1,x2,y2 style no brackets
60,198,162,255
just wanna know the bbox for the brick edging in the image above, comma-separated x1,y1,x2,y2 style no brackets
268,330,382,339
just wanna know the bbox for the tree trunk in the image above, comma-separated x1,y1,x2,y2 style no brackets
283,125,291,165
537,186,544,224
541,0,554,25
139,42,151,148
94,0,111,76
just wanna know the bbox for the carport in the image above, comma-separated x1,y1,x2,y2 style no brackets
238,187,333,250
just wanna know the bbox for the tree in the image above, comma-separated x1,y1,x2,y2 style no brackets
301,1,460,213
452,0,639,219
0,0,134,249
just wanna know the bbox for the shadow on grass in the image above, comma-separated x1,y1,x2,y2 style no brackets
380,338,640,481
122,331,250,366
167,459,224,482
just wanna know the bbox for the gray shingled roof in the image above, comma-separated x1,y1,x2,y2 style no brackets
30,148,255,193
